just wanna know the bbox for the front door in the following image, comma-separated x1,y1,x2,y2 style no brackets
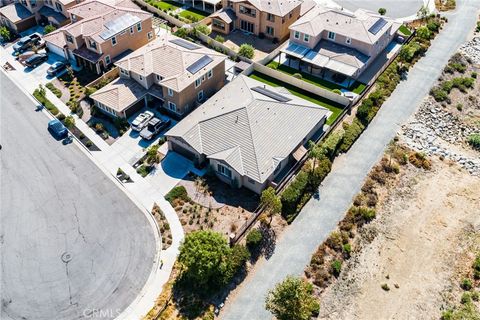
240,20,254,33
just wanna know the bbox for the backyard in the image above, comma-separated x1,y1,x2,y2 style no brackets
144,0,209,22
267,60,366,94
249,71,345,125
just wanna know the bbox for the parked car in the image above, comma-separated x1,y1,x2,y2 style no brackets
140,117,171,140
131,111,154,131
25,53,48,68
48,119,68,139
47,61,67,76
12,33,41,52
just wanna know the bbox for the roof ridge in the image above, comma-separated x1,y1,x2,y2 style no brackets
243,101,262,180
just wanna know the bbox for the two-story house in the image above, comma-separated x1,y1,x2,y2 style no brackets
44,0,153,74
210,0,314,42
0,0,82,33
281,6,401,83
89,33,227,119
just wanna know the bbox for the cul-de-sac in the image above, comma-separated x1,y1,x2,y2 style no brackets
1,0,479,319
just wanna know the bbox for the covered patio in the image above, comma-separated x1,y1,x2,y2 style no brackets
177,0,221,13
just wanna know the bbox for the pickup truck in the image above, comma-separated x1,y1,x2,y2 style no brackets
131,111,154,131
140,118,171,140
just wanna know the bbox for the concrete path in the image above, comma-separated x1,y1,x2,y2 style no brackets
220,1,480,319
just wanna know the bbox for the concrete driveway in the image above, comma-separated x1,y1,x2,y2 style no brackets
0,70,157,320
332,0,425,18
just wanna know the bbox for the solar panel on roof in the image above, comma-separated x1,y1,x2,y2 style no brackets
169,38,201,50
99,13,141,40
187,55,213,74
252,86,291,102
368,18,388,35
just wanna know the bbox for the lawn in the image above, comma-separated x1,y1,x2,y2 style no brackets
267,61,366,94
399,25,412,36
145,0,181,11
249,71,345,125
178,7,208,22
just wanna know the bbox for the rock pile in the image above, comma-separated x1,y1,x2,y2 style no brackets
459,37,480,64
401,98,480,176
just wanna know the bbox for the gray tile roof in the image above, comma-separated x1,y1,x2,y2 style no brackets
166,75,331,183
0,3,33,23
230,0,304,17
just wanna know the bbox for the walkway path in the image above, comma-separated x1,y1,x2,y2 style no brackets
220,1,480,319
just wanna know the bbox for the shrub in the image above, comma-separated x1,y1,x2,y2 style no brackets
381,283,390,291
136,164,151,177
472,291,480,301
416,26,431,40
292,73,302,79
342,243,352,255
85,141,93,147
194,24,211,36
46,82,62,98
326,232,343,251
281,171,309,217
64,115,75,128
0,26,11,41
56,113,65,121
331,260,342,277
472,72,477,79
338,118,365,153
320,131,343,160
44,24,56,34
461,278,473,290
461,292,472,304
238,43,254,59
332,89,342,95
467,134,480,150
378,7,386,15
399,42,422,63
165,186,190,204
430,87,449,102
214,35,225,43
246,228,263,250
358,206,376,222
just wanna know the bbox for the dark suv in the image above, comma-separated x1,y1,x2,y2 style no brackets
25,53,48,68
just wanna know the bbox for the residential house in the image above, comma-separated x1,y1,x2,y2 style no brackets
89,33,226,119
165,75,331,194
44,0,154,73
0,0,82,33
282,6,401,83
210,0,314,42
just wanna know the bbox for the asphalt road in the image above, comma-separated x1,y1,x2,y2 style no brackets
0,71,156,320
221,1,480,319
334,0,424,18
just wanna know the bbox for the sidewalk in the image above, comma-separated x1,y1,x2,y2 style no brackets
1,46,186,320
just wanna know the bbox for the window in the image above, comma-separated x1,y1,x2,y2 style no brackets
217,164,232,179
239,5,256,17
54,2,62,11
212,19,225,30
346,37,352,45
130,26,134,34
202,74,206,81
30,0,37,7
66,34,73,43
197,90,204,101
289,11,293,18
156,74,163,81
139,75,143,80
195,78,201,88
266,13,274,22
167,101,176,112
294,31,300,39
111,36,117,46
266,26,274,36
136,22,142,32
147,31,153,40
328,31,336,40
105,55,111,65
303,34,309,42
168,88,173,96
247,178,255,184
88,40,97,50
71,13,76,22
120,68,129,77
207,69,213,79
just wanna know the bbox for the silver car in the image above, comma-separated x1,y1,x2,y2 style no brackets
131,111,154,131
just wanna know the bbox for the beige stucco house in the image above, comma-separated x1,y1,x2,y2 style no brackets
165,75,331,194
282,6,401,82
44,0,153,74
0,0,81,33
210,0,314,42
90,33,227,119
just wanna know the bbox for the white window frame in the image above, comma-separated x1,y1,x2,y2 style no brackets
120,68,129,77
195,78,201,88
111,36,117,46
328,31,336,40
207,69,213,79
139,75,143,81
136,22,142,32
168,88,173,96
147,31,153,40
105,55,111,65
156,74,162,81
294,31,300,39
303,34,309,42
346,37,352,44
167,101,176,112
197,90,204,101
130,26,134,34
217,164,232,179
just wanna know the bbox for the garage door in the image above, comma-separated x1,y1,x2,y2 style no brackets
16,16,36,32
47,43,65,59
171,142,197,161
124,99,145,118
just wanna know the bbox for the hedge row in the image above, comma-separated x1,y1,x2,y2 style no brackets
33,88,59,115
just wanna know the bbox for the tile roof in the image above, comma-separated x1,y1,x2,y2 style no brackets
90,77,148,112
39,6,68,24
0,3,33,23
210,7,235,24
68,0,116,19
230,0,305,16
115,33,226,91
290,6,399,45
166,75,331,183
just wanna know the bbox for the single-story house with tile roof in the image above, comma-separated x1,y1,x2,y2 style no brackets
0,3,36,33
165,74,331,194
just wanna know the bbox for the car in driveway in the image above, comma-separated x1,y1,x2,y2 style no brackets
140,117,171,140
131,111,154,131
13,33,41,53
25,53,48,68
48,119,68,139
47,61,67,76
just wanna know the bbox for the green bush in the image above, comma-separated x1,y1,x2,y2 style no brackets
44,24,56,34
399,42,422,63
338,118,365,153
46,82,62,98
33,88,59,115
332,89,342,95
461,278,473,290
292,73,303,79
214,35,225,43
416,26,431,40
468,134,480,150
461,292,472,304
281,171,309,217
165,185,190,204
342,243,352,255
238,43,255,59
246,228,263,250
0,26,11,41
331,260,342,277
320,131,343,160
357,206,376,222
56,113,65,121
136,164,151,178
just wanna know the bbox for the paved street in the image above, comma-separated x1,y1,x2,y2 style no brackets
221,1,480,319
334,0,425,18
0,71,157,319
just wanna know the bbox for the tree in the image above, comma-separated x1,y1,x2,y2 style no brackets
246,228,263,250
64,115,75,128
146,144,160,164
178,230,246,291
0,26,11,41
417,5,429,20
265,276,320,320
238,43,255,59
378,7,387,15
416,26,431,40
260,187,282,225
44,24,56,34
174,27,190,39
